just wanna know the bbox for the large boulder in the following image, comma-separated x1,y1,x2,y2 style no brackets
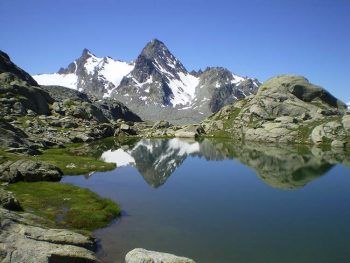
0,160,62,183
0,188,22,211
152,120,171,129
311,119,349,146
125,248,195,263
175,125,204,138
0,120,28,148
0,208,97,263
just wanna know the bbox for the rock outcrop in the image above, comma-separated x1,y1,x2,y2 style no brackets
125,248,195,263
0,160,62,183
203,75,349,146
0,50,38,86
0,188,22,211
0,207,97,263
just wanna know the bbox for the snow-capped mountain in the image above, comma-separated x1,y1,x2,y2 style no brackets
33,39,261,123
34,49,134,98
113,39,200,107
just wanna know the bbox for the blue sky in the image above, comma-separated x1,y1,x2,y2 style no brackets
0,0,349,102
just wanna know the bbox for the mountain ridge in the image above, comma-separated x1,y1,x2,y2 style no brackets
33,39,261,123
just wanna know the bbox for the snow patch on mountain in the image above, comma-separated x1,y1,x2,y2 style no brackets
168,72,199,106
231,73,245,84
33,73,78,90
88,56,134,86
33,51,134,97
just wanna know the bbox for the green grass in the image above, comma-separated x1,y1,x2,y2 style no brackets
203,107,242,138
6,182,120,232
0,143,116,175
30,144,116,175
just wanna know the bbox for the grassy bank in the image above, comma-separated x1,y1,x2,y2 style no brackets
31,145,116,175
0,142,116,175
7,182,120,232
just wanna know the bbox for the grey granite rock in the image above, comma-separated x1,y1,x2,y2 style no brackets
0,208,97,263
0,160,62,183
125,248,195,263
203,75,348,144
0,189,22,211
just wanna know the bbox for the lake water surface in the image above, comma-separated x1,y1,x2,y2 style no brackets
62,138,350,263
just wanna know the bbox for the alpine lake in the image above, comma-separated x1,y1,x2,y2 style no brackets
62,137,350,263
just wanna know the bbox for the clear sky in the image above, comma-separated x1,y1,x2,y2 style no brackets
1,0,349,102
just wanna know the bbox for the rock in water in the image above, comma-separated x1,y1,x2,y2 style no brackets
125,248,196,263
0,160,62,183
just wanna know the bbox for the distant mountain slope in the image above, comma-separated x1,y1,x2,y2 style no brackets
33,39,261,123
34,49,134,98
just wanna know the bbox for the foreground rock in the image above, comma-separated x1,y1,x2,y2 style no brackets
0,207,97,263
0,188,22,211
203,75,349,145
0,120,39,154
0,160,62,183
125,248,195,263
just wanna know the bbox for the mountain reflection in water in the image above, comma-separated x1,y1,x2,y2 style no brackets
85,138,350,189
63,138,350,263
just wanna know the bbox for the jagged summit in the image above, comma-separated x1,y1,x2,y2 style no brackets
113,39,199,107
81,48,93,57
36,49,134,97
139,39,187,73
141,39,167,57
33,39,261,123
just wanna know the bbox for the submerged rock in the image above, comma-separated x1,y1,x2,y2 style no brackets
125,248,196,263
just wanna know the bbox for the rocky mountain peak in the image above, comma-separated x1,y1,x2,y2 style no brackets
138,39,187,74
141,39,165,55
58,48,96,75
81,48,93,58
